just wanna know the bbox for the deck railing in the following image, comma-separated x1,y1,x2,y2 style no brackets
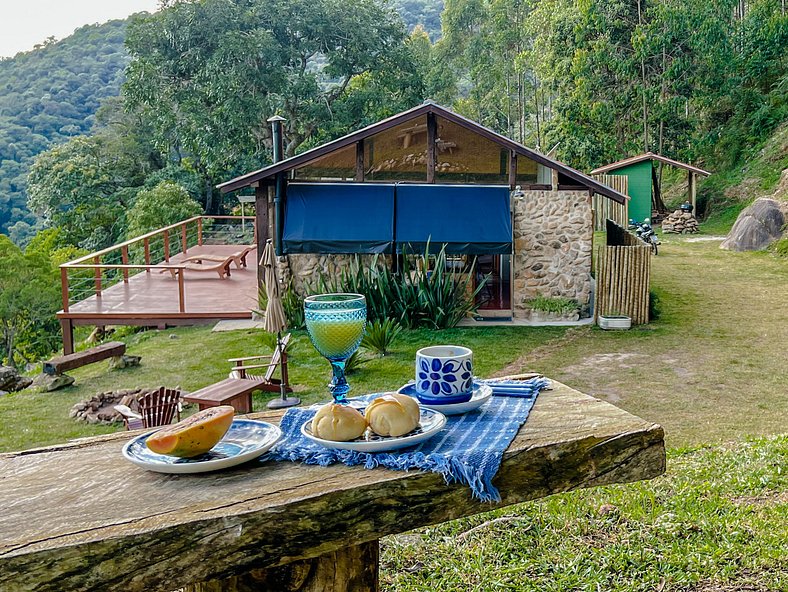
59,216,256,313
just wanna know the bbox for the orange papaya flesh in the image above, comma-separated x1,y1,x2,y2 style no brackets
146,405,235,458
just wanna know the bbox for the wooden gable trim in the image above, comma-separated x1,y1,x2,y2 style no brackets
218,102,629,204
591,152,710,177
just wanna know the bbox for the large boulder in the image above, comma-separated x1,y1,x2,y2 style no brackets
720,198,785,251
32,372,75,392
0,366,33,392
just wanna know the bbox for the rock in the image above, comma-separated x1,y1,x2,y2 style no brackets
0,390,8,397
0,366,33,392
109,354,142,370
720,198,785,251
32,373,75,392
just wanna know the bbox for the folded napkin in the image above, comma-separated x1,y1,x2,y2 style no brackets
480,376,551,398
269,377,549,502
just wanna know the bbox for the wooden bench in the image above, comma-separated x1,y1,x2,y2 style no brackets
182,377,265,414
43,341,126,375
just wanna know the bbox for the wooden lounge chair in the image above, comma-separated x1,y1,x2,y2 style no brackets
180,246,256,269
115,386,182,430
228,333,293,395
160,256,234,279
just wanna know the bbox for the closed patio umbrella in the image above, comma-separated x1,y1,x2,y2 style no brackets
261,239,300,409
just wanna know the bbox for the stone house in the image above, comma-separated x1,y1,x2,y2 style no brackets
218,103,626,321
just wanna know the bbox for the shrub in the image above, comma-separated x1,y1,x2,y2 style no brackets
649,290,662,320
318,245,486,329
361,318,403,356
343,350,369,375
281,279,305,330
527,296,579,315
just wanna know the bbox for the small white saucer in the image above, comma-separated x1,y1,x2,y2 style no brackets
397,382,492,415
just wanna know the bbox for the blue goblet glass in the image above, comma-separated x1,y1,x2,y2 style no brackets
304,293,367,404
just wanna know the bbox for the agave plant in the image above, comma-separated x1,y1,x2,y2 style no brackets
360,318,403,356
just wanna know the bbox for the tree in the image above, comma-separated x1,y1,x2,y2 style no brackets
0,235,60,367
123,0,422,211
126,181,203,239
26,136,132,251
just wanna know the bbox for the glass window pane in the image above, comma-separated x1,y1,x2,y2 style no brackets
365,118,428,182
516,154,538,184
294,144,356,180
434,117,508,184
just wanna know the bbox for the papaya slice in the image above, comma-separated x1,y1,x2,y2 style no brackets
146,405,235,458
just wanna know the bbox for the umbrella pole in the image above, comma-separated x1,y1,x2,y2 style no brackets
267,330,300,409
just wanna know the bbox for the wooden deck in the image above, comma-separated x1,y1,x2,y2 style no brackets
58,244,258,330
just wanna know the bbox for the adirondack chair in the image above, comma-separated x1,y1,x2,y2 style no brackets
228,333,293,394
115,387,182,431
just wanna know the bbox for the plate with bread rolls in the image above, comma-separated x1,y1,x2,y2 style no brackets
301,393,447,452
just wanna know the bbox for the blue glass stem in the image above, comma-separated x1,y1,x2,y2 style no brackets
329,360,349,403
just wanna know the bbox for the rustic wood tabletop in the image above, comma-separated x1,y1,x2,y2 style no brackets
0,380,665,592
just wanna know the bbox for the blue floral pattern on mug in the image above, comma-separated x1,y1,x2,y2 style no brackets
418,358,473,395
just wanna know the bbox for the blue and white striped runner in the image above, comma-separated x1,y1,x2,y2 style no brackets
269,376,550,502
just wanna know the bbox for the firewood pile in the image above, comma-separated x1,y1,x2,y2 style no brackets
69,388,155,424
661,209,700,233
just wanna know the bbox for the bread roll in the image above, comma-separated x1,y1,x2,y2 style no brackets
311,403,367,442
365,393,420,437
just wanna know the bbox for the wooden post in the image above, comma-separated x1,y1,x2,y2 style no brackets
163,229,170,262
508,151,517,190
551,167,559,191
355,140,365,182
178,270,186,313
426,112,437,183
185,540,379,592
144,238,151,272
182,223,188,255
198,218,203,246
60,267,69,313
93,256,101,297
688,171,697,214
59,319,75,356
121,246,129,282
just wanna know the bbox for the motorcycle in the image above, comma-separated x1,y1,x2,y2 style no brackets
634,218,660,255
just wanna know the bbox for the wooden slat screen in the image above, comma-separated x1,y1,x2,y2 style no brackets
594,243,651,325
592,174,629,231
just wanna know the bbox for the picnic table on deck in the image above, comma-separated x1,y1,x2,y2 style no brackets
0,380,665,592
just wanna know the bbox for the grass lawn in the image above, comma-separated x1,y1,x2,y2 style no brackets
382,436,788,591
0,233,785,590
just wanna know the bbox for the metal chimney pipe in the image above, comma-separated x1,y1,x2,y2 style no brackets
267,115,286,256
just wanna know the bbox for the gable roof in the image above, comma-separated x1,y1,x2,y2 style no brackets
590,152,711,177
218,102,628,204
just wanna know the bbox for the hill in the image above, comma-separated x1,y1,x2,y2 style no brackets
0,19,130,238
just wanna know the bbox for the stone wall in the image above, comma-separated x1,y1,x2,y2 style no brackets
278,253,387,294
512,190,593,319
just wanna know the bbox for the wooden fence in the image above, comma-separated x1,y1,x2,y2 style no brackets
592,174,629,231
594,220,651,325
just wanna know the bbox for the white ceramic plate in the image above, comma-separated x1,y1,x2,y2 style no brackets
122,419,282,474
301,407,446,452
397,381,493,415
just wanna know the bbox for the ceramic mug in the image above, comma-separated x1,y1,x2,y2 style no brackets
415,345,474,401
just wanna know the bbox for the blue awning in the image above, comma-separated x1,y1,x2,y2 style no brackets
282,183,395,254
395,184,512,254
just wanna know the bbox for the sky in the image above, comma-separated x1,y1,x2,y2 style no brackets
0,0,160,58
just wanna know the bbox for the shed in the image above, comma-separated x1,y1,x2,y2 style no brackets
591,153,710,223
219,102,627,320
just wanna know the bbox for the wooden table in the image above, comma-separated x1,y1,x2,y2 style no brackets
0,380,665,592
183,377,266,414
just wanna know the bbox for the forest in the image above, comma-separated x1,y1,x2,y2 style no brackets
0,0,785,366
